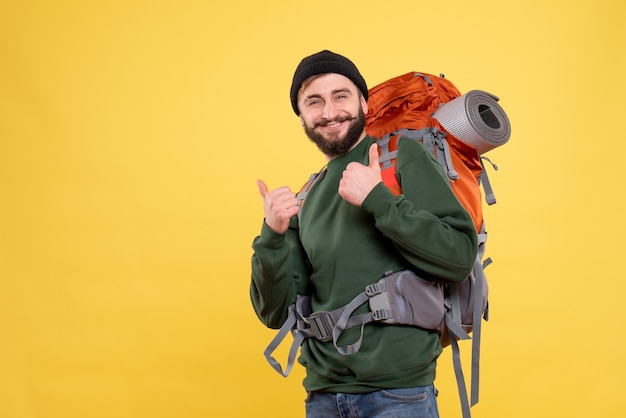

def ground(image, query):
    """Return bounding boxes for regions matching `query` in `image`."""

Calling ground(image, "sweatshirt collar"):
[326,135,375,172]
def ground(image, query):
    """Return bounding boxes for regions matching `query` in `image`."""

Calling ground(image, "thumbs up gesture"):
[338,143,383,206]
[257,180,299,234]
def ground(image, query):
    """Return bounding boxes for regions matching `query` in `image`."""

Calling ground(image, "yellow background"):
[1,0,624,417]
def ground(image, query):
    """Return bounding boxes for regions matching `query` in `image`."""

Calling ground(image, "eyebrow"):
[331,88,352,95]
[304,88,353,101]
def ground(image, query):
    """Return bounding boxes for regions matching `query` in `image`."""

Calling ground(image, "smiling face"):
[297,73,368,159]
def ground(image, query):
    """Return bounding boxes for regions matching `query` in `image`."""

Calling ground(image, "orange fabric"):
[366,72,461,138]
[366,72,484,232]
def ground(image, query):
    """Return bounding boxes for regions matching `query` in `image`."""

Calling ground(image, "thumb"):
[256,179,268,198]
[368,143,380,169]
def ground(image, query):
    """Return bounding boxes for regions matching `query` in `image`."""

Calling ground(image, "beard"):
[303,107,367,158]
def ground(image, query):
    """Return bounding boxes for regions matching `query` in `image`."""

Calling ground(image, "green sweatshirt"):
[250,135,477,393]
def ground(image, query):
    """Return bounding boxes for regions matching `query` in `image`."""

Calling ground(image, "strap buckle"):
[308,311,334,342]
[372,309,393,321]
[365,281,386,296]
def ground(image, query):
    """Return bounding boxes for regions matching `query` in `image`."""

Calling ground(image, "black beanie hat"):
[290,50,368,115]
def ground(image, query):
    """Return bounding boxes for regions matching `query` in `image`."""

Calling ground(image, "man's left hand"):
[339,143,383,206]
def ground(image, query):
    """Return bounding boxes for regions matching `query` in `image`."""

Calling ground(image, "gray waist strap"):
[263,270,445,375]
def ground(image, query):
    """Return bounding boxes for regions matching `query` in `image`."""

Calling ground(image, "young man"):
[251,50,478,418]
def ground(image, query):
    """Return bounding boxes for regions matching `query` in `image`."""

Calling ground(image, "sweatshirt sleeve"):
[361,138,478,284]
[250,216,312,329]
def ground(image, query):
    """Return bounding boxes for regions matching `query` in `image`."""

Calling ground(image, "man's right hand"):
[257,179,299,234]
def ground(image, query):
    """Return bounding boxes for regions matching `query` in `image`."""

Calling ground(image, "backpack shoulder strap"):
[296,167,327,224]
[376,127,460,196]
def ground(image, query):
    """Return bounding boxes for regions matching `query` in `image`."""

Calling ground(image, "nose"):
[322,101,338,120]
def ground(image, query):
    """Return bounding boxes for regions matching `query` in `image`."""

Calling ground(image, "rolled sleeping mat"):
[433,90,511,155]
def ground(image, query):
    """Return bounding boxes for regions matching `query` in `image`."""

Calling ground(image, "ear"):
[361,94,368,115]
[300,116,305,126]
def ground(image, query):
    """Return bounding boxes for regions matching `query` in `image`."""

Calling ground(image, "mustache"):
[313,115,355,128]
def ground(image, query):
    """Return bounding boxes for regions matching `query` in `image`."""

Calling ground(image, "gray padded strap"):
[393,127,432,140]
[439,136,460,180]
[377,135,395,169]
[427,131,456,179]
[296,173,317,206]
[296,168,327,222]
[376,127,465,183]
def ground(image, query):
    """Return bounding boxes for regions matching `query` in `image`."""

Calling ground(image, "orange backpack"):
[366,71,510,232]
[364,71,511,417]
